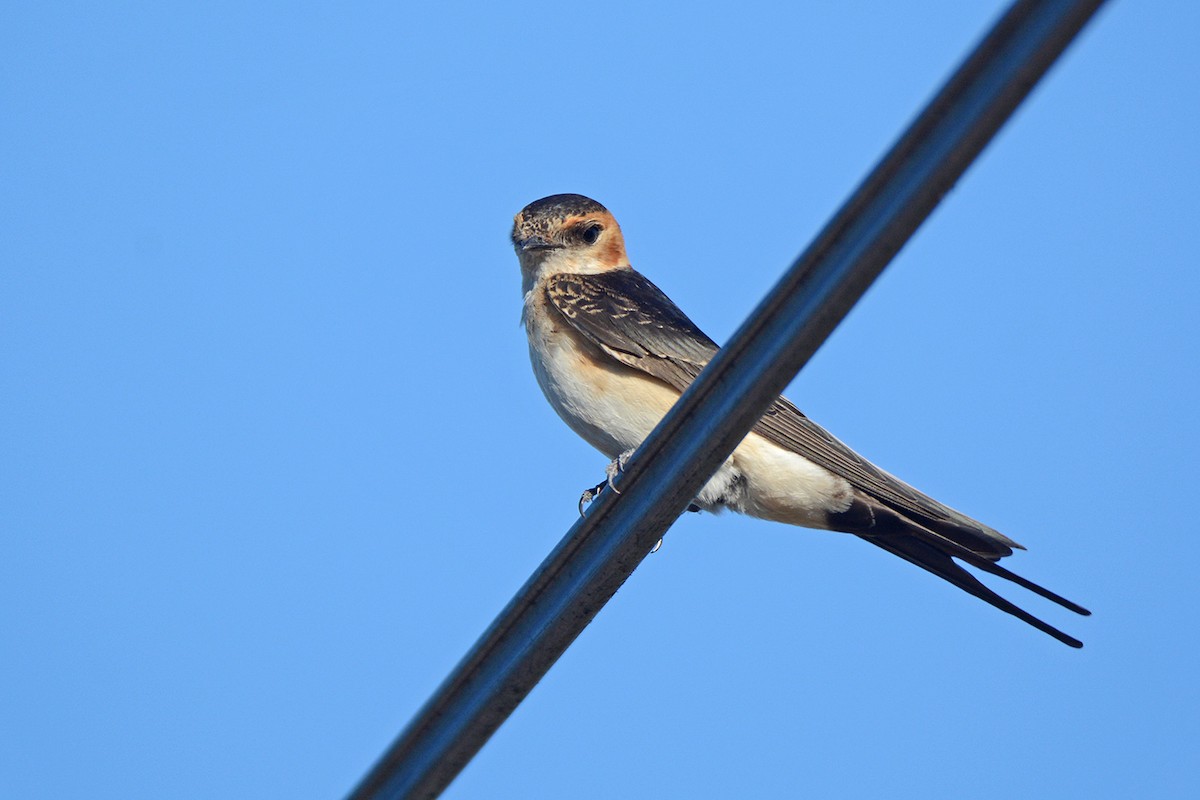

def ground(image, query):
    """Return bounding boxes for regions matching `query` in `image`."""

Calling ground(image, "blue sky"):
[3,2,1198,798]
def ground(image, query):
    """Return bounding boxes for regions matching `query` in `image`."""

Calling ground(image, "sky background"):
[3,1,1198,798]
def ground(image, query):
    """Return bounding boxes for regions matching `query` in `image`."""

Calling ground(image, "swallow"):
[513,193,1088,647]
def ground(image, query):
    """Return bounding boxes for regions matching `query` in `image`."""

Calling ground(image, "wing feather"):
[543,268,1087,639]
[545,269,1014,552]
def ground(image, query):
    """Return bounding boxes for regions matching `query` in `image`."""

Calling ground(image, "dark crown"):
[519,194,608,220]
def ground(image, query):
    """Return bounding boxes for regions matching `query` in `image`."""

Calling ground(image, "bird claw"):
[648,504,699,551]
[578,449,637,516]
[578,481,607,516]
[604,449,634,495]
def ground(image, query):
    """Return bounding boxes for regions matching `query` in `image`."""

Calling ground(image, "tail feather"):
[857,532,1085,648]
[956,550,1091,616]
[882,511,1092,618]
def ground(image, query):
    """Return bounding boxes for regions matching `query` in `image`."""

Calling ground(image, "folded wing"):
[545,268,1088,646]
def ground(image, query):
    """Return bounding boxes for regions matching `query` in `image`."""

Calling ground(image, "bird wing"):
[545,268,1088,647]
[545,269,1009,550]
[544,268,718,390]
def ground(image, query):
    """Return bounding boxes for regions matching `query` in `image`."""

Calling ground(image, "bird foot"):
[578,480,606,516]
[648,504,700,550]
[578,449,637,516]
[605,448,634,493]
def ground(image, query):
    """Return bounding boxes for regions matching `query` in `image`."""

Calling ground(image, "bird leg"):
[605,449,634,494]
[578,449,637,516]
[578,450,706,517]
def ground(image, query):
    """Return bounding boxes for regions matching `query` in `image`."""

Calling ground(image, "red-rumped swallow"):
[513,193,1088,647]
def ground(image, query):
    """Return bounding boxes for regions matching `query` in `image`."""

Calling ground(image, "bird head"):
[512,194,629,287]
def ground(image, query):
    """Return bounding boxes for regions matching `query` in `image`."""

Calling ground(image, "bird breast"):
[523,288,680,459]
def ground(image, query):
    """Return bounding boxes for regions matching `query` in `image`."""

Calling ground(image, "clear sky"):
[3,2,1198,798]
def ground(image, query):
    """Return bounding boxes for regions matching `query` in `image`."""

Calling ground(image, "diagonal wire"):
[347,1,1108,797]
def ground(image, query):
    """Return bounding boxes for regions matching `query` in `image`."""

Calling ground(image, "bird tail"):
[857,532,1089,648]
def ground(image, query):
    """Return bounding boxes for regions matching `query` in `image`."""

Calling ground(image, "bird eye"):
[580,224,603,245]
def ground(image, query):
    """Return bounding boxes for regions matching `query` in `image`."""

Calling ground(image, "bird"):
[512,192,1088,647]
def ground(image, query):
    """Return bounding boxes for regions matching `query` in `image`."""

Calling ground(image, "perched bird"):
[513,193,1088,647]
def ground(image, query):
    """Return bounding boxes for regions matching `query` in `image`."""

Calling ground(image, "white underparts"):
[524,282,854,531]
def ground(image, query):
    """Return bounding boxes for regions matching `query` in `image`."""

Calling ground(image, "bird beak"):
[515,235,559,253]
